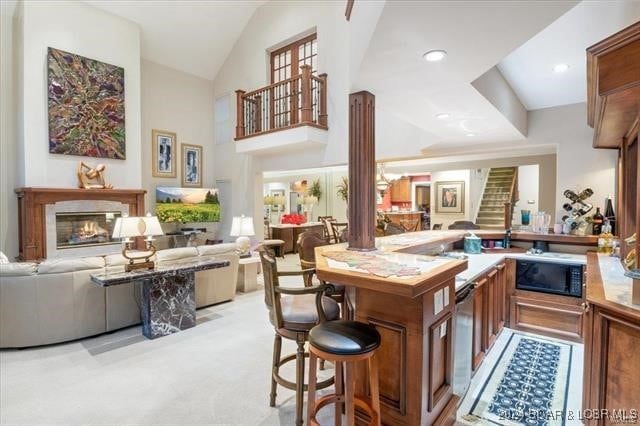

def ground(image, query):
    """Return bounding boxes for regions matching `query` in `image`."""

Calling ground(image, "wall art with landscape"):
[155,187,221,223]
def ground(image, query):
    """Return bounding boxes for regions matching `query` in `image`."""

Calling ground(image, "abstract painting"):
[152,129,177,178]
[181,144,202,188]
[47,47,125,159]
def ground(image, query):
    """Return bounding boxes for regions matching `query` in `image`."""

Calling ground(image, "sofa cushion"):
[155,247,199,263]
[0,252,9,264]
[0,262,37,277]
[37,257,105,274]
[196,243,237,256]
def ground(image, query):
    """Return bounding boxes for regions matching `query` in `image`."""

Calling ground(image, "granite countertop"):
[91,258,230,287]
[592,254,639,312]
[454,251,587,292]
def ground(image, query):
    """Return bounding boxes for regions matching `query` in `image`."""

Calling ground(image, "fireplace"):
[55,212,121,249]
[15,188,146,260]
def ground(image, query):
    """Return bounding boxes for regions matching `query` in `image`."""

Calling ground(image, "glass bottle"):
[592,207,604,235]
[604,197,616,236]
[598,220,614,255]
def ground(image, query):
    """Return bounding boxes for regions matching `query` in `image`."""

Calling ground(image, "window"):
[269,34,318,128]
[270,33,317,83]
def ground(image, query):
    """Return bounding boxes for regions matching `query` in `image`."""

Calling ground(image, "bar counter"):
[315,229,597,425]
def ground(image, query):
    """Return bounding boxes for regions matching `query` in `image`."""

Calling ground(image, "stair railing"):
[235,65,328,140]
[503,167,518,229]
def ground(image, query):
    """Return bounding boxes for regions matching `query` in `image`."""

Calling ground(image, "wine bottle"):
[592,207,604,235]
[604,197,616,236]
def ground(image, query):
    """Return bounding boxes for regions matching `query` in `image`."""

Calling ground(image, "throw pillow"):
[0,251,9,264]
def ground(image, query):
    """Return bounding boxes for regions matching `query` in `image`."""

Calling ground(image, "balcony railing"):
[235,65,327,140]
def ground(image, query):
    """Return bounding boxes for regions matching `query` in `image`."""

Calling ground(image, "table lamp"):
[112,213,164,272]
[230,215,255,258]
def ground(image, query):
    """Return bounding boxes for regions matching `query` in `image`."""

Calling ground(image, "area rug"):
[465,333,572,426]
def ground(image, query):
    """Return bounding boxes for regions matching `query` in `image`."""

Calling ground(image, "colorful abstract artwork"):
[47,47,126,159]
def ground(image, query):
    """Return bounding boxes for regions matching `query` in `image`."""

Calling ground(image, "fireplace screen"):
[56,212,122,249]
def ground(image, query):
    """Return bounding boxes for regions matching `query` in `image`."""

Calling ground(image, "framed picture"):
[435,181,465,213]
[48,47,125,159]
[181,143,203,187]
[152,129,177,178]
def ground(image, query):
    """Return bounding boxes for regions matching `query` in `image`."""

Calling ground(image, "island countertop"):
[315,243,467,298]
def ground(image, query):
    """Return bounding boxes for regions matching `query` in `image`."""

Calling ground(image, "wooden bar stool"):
[307,320,381,426]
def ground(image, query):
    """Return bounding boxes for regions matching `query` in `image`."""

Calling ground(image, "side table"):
[91,258,229,339]
[237,255,261,293]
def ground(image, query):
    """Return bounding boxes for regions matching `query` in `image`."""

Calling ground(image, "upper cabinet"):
[390,177,411,202]
[586,22,640,149]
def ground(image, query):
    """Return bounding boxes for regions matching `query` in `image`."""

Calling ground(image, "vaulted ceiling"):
[86,0,265,80]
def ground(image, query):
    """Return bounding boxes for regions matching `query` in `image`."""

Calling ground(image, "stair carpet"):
[476,167,516,228]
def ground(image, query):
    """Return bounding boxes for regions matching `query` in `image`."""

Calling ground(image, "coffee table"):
[91,258,229,339]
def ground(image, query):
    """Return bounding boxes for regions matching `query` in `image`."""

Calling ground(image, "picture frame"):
[435,181,465,214]
[152,129,177,178]
[181,143,203,188]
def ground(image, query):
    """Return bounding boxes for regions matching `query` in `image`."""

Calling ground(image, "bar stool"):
[307,320,382,426]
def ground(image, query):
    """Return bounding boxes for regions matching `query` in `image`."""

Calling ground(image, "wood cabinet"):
[390,177,411,202]
[385,212,422,232]
[472,276,486,371]
[471,262,507,371]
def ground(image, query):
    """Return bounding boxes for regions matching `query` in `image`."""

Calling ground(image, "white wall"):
[17,1,142,189]
[0,3,18,258]
[514,164,539,225]
[527,103,617,221]
[430,169,471,229]
[141,60,215,218]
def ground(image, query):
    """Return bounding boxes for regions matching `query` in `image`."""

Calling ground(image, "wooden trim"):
[428,311,453,411]
[14,187,146,261]
[345,0,354,21]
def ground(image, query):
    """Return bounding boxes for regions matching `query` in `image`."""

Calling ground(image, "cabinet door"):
[390,178,411,202]
[485,269,498,351]
[472,277,487,370]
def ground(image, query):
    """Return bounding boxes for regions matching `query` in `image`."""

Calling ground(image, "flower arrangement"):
[281,213,307,225]
[264,195,286,206]
[308,179,322,200]
[336,177,348,202]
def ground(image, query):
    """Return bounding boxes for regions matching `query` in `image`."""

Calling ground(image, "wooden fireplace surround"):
[15,187,146,261]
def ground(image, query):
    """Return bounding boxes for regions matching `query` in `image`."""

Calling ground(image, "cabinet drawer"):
[510,296,584,342]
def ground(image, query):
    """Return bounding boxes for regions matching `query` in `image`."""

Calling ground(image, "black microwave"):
[515,260,584,298]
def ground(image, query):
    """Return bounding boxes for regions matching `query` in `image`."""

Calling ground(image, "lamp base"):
[125,260,155,272]
[235,236,251,257]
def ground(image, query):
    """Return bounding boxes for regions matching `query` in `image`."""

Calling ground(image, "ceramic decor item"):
[464,233,482,254]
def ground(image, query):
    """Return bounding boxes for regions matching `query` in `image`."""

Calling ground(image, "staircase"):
[476,167,518,229]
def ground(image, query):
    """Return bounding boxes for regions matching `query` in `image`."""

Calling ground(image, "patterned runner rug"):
[465,333,573,426]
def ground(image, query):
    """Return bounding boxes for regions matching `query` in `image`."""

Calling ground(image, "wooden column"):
[300,65,313,124]
[235,90,245,139]
[348,91,376,251]
[318,73,328,127]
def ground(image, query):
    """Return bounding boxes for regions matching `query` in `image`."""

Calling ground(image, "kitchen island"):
[316,229,594,425]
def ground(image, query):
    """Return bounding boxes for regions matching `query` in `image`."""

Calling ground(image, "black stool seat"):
[309,320,380,356]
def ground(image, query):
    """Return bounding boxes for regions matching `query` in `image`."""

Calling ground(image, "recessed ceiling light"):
[435,113,451,120]
[553,63,569,73]
[423,50,447,62]
[466,133,475,137]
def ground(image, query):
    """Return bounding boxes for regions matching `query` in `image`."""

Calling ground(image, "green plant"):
[336,177,348,202]
[308,179,322,200]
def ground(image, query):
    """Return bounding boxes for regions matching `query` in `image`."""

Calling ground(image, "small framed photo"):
[152,129,177,178]
[435,181,465,214]
[181,144,203,187]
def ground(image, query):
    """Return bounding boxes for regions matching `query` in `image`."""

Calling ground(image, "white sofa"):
[0,244,239,348]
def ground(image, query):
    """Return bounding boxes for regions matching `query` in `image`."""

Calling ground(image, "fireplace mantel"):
[15,187,146,261]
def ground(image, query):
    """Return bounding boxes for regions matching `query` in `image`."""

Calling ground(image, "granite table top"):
[91,258,230,287]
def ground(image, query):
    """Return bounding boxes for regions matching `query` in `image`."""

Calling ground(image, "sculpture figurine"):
[77,162,113,189]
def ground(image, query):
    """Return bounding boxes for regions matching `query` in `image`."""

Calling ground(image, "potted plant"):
[308,179,322,201]
[336,176,349,219]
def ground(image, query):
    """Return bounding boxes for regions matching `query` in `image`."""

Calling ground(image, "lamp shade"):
[230,215,255,237]
[112,215,164,239]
